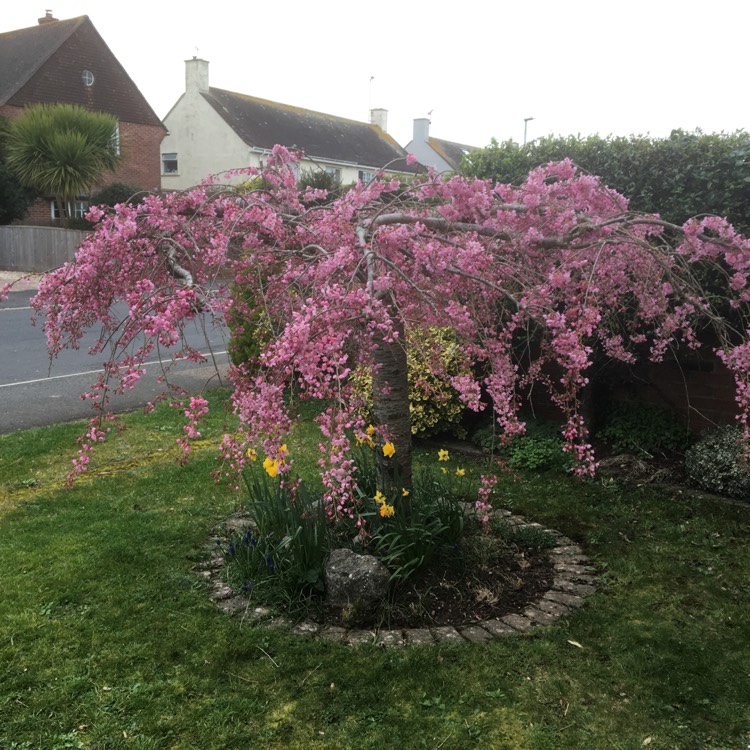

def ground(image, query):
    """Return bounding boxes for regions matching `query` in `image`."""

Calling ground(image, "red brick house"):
[0,12,165,225]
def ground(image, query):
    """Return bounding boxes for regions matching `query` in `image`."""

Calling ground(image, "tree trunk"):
[372,306,412,520]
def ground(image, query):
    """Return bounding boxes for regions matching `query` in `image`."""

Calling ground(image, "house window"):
[111,123,120,156]
[324,166,341,181]
[81,69,95,86]
[162,153,178,174]
[358,170,376,183]
[51,198,89,221]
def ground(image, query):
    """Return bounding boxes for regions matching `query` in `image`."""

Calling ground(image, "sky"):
[3,1,749,150]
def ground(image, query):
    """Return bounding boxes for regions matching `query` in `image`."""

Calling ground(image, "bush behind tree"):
[462,130,750,232]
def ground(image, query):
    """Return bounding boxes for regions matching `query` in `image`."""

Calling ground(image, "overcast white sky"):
[3,1,749,150]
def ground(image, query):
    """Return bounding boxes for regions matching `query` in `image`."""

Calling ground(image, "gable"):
[429,137,478,172]
[0,16,163,128]
[203,88,415,171]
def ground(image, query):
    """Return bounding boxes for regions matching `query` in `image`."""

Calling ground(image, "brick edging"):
[193,509,596,647]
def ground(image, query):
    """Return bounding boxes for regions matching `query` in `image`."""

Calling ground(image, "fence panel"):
[0,226,89,273]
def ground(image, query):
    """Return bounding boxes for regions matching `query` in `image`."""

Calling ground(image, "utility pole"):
[523,116,535,145]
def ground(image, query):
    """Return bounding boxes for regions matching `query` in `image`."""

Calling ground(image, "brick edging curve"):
[193,509,596,647]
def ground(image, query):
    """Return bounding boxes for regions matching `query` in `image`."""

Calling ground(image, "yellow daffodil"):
[374,490,387,505]
[382,442,396,458]
[455,468,465,477]
[246,447,257,461]
[263,457,280,478]
[366,424,376,436]
[279,444,288,454]
[379,503,395,518]
[438,449,450,461]
[402,489,410,497]
[441,467,448,474]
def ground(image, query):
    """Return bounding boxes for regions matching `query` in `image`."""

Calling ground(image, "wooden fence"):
[0,226,89,273]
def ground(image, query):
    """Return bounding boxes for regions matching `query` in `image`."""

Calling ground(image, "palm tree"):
[6,103,121,226]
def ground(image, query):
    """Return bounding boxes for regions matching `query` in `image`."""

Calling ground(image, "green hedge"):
[462,130,750,232]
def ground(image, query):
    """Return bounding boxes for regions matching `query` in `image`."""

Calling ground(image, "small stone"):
[480,618,518,637]
[292,621,321,636]
[210,584,234,601]
[552,579,596,596]
[501,613,533,632]
[241,606,272,623]
[193,556,225,571]
[543,590,585,609]
[431,626,465,643]
[549,545,584,557]
[553,562,596,576]
[218,597,248,615]
[458,625,494,643]
[346,629,378,647]
[265,617,293,631]
[533,598,571,618]
[404,628,434,645]
[195,570,212,579]
[378,630,405,647]
[318,626,347,642]
[523,606,558,625]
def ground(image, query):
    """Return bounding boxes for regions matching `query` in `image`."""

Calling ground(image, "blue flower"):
[228,542,235,557]
[242,581,253,592]
[265,553,274,574]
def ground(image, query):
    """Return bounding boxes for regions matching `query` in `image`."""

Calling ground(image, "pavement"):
[0,270,43,292]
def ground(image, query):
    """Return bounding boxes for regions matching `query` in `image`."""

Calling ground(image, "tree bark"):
[371,304,412,520]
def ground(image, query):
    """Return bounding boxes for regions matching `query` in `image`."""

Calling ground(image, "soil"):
[325,526,555,629]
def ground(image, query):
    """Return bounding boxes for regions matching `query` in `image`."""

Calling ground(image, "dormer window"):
[81,69,94,86]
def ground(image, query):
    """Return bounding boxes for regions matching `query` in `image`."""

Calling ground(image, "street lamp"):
[523,116,535,145]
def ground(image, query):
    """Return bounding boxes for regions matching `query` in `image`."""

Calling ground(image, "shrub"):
[89,182,145,208]
[472,419,572,473]
[599,402,690,457]
[352,327,470,438]
[684,425,750,500]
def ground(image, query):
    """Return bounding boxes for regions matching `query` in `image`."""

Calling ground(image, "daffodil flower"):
[402,488,410,497]
[382,442,396,458]
[263,457,280,478]
[374,490,387,505]
[379,503,395,518]
[366,424,376,436]
[455,468,465,476]
[246,447,257,461]
[438,449,449,461]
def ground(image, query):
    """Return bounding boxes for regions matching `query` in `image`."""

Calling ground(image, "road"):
[0,288,231,435]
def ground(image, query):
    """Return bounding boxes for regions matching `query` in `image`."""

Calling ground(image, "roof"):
[0,16,163,128]
[203,88,417,172]
[428,136,479,172]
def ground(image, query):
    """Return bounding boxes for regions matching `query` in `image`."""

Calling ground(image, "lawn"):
[1,390,748,749]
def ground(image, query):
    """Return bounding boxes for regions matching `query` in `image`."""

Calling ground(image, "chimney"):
[370,108,388,133]
[185,57,209,94]
[413,118,430,143]
[38,10,58,24]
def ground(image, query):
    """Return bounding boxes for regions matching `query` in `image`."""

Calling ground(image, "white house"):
[404,118,479,174]
[161,58,416,190]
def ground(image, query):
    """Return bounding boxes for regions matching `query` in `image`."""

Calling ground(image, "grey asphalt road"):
[0,288,231,435]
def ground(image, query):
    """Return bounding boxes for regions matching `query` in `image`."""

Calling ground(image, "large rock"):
[324,548,390,618]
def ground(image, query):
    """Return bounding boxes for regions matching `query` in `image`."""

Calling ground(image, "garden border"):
[193,509,596,647]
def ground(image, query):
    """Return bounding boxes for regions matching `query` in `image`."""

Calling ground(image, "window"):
[324,166,341,181]
[51,199,89,221]
[358,170,376,183]
[81,69,95,86]
[110,123,120,156]
[162,153,178,174]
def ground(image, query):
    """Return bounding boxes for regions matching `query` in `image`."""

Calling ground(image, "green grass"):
[1,392,749,749]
